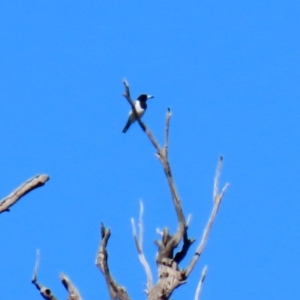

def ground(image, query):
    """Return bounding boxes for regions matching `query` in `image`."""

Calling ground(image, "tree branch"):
[31,250,57,300]
[0,174,49,214]
[164,108,172,157]
[131,201,153,294]
[194,266,208,300]
[96,223,131,300]
[185,157,229,277]
[60,273,82,300]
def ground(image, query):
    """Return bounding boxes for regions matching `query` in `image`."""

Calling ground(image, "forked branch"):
[96,223,130,300]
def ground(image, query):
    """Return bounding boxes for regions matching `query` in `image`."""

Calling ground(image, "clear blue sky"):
[1,1,299,299]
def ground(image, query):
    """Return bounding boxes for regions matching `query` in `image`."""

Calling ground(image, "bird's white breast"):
[129,101,145,121]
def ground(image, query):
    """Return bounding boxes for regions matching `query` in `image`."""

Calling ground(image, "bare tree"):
[1,81,229,300]
[94,80,229,300]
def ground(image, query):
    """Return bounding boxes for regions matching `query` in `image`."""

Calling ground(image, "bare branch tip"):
[40,174,50,183]
[166,108,172,118]
[32,248,40,282]
[186,214,193,226]
[221,183,230,196]
[139,199,144,211]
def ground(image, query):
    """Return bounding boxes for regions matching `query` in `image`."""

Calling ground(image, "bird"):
[122,94,154,133]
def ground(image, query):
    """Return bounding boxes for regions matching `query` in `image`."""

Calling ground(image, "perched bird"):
[122,94,154,133]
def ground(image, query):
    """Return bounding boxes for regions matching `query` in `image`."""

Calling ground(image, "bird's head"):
[138,94,154,102]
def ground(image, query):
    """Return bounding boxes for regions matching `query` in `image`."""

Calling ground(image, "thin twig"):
[186,214,192,227]
[32,249,40,283]
[138,200,144,247]
[185,199,219,276]
[60,273,82,300]
[31,250,57,300]
[131,201,153,293]
[164,108,172,157]
[0,174,49,214]
[194,266,208,300]
[185,157,229,277]
[214,155,223,203]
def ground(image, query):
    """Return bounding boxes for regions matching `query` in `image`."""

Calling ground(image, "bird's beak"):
[147,95,154,99]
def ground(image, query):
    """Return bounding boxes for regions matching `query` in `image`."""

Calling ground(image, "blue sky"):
[1,1,300,299]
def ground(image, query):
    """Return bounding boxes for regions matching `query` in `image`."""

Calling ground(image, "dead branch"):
[60,273,82,300]
[185,157,229,277]
[0,174,49,214]
[131,201,153,293]
[164,108,172,157]
[194,266,208,300]
[96,223,130,300]
[31,250,57,300]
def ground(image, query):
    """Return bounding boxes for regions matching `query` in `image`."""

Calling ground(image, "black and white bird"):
[122,94,154,133]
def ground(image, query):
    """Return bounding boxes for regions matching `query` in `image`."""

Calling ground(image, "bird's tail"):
[122,120,131,133]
